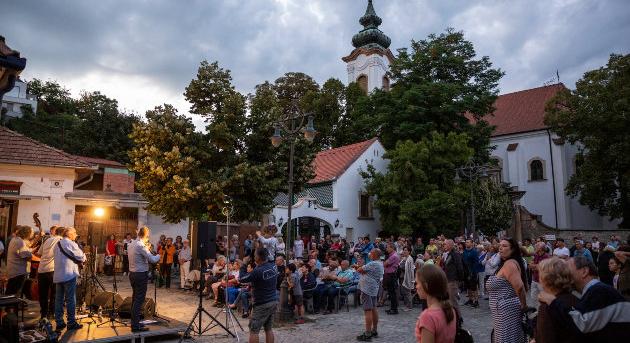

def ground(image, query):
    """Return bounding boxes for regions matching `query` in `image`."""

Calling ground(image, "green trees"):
[545,54,630,228]
[362,132,473,237]
[362,29,504,237]
[7,79,139,163]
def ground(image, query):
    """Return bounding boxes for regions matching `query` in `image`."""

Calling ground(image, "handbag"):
[455,313,474,343]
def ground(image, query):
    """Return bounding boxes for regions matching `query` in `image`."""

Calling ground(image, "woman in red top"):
[415,264,456,343]
[105,234,117,276]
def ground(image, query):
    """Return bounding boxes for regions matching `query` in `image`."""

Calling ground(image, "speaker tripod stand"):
[180,264,235,342]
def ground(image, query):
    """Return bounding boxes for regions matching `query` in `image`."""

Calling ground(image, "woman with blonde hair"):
[534,257,578,343]
[414,264,456,343]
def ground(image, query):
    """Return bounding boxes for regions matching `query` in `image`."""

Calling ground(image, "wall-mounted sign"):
[50,180,64,188]
[51,213,61,221]
[0,181,22,196]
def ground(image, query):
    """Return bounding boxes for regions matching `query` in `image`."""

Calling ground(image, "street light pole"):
[455,161,487,238]
[271,100,316,252]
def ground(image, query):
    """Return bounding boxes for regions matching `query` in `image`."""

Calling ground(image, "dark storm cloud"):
[2,0,629,118]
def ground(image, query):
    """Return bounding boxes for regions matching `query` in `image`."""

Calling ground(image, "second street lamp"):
[270,100,316,252]
[455,161,487,238]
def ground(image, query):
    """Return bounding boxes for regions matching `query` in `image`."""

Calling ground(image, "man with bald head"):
[442,239,464,321]
[322,260,354,314]
[356,249,384,341]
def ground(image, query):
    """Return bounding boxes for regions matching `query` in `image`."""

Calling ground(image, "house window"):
[382,76,390,91]
[529,158,545,181]
[357,75,368,94]
[359,192,373,218]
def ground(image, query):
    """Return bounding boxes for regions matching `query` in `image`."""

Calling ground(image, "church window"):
[358,192,373,219]
[382,76,390,91]
[528,158,545,181]
[357,74,368,94]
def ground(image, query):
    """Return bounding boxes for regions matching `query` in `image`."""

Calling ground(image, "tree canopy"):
[7,79,139,163]
[545,53,630,228]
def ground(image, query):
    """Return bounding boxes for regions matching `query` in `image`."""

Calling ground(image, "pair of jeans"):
[160,263,172,288]
[323,286,345,311]
[6,274,26,296]
[313,283,332,312]
[129,271,149,329]
[38,271,56,318]
[400,285,414,309]
[54,277,78,327]
[383,272,398,311]
[234,289,250,313]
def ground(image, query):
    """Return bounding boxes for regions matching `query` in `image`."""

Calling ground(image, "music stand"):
[79,246,105,325]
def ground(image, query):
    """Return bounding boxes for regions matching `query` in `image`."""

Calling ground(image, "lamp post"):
[270,100,316,252]
[455,161,487,238]
[0,36,27,126]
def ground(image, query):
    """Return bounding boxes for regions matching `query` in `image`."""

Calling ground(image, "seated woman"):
[212,260,240,306]
[535,257,579,343]
[203,255,227,297]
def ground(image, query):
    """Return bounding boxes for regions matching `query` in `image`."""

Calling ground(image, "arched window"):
[382,76,390,91]
[357,74,368,94]
[528,158,545,181]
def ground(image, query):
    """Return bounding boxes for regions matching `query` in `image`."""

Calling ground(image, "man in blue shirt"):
[240,248,279,343]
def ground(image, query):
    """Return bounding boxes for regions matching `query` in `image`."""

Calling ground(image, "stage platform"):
[58,317,187,343]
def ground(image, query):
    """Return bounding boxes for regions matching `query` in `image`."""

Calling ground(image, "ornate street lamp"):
[455,160,488,238]
[270,100,316,251]
[0,36,27,126]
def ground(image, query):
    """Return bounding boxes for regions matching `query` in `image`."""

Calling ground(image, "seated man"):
[313,259,340,313]
[323,260,354,313]
[204,255,227,298]
[212,260,240,306]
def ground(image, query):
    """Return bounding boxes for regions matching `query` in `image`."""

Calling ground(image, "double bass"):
[24,213,44,300]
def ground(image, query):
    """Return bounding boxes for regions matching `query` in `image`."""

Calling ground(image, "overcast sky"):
[2,0,629,127]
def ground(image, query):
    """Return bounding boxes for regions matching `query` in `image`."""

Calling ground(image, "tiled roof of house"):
[484,83,566,137]
[0,127,93,169]
[73,155,125,168]
[310,137,378,184]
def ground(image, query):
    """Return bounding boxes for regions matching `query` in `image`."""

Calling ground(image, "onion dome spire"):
[351,0,391,49]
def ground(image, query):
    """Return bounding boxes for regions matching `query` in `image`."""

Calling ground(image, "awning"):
[0,194,51,200]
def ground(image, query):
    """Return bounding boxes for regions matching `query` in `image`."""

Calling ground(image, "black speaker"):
[118,297,156,319]
[196,221,217,260]
[87,221,104,249]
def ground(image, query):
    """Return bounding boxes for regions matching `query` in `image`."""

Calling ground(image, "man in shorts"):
[356,248,384,342]
[240,248,279,343]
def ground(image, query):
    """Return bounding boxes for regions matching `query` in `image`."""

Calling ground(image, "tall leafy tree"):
[470,180,513,235]
[366,29,503,160]
[545,53,630,228]
[362,132,473,237]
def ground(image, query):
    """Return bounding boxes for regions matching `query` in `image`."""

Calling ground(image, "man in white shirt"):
[128,226,160,332]
[53,227,86,332]
[179,239,192,289]
[553,238,571,259]
[257,226,278,262]
[35,226,62,319]
[293,236,304,261]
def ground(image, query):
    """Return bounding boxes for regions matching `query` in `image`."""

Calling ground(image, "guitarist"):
[34,226,63,319]
[53,227,86,333]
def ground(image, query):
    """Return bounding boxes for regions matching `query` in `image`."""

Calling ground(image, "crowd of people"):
[3,221,630,342]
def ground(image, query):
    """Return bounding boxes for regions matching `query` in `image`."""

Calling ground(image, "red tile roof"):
[0,127,93,169]
[483,83,566,136]
[73,155,125,168]
[309,138,378,184]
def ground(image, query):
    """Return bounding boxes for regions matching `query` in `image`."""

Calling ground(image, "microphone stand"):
[152,262,170,322]
[97,255,126,328]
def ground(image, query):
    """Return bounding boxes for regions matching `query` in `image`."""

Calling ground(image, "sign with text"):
[0,181,22,196]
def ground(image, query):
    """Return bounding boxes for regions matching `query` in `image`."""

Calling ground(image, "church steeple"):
[352,0,391,49]
[342,0,393,93]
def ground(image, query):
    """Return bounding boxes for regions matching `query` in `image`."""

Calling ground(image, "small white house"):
[1,79,37,119]
[272,138,388,243]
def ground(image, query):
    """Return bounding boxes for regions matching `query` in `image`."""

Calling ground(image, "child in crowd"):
[286,263,305,324]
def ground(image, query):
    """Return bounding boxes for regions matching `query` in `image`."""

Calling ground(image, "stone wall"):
[509,205,629,242]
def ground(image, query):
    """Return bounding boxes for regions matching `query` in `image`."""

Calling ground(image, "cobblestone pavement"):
[106,274,497,343]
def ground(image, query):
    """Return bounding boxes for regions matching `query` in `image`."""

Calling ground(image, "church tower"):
[342,0,394,93]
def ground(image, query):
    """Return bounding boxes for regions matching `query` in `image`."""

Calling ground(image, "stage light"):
[94,207,105,217]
